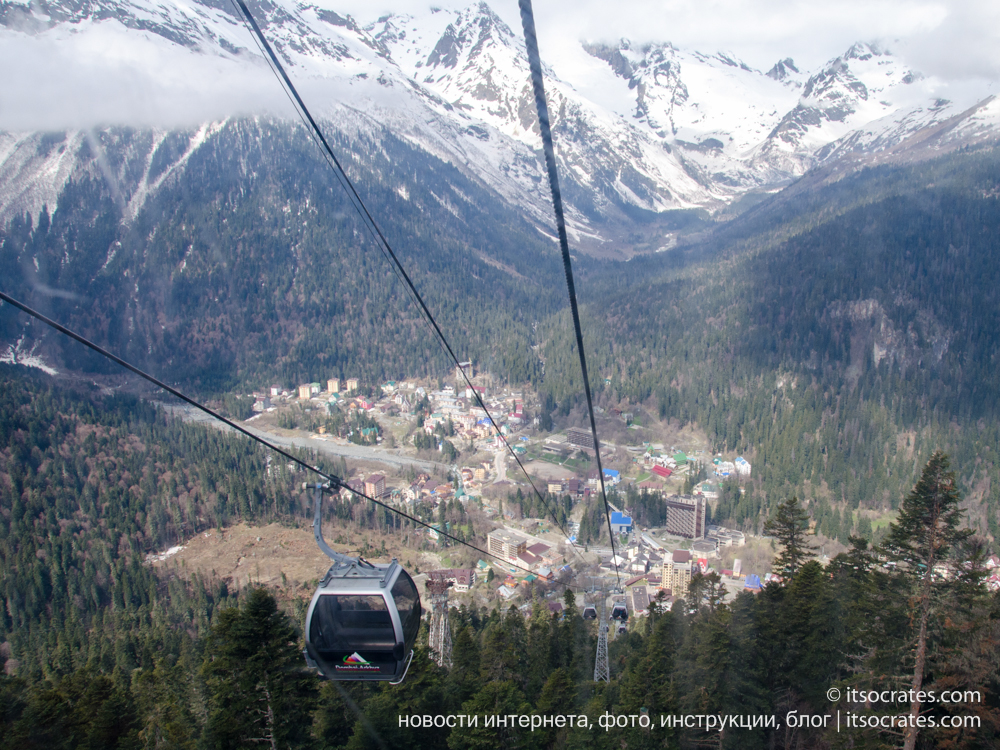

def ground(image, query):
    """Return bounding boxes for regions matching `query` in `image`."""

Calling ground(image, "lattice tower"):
[593,590,609,682]
[426,580,453,668]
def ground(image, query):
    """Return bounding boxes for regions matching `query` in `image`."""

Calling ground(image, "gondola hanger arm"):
[304,482,354,565]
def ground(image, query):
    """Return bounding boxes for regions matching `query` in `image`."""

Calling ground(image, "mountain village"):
[241,365,798,623]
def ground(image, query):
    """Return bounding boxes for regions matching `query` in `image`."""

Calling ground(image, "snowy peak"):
[766,58,802,85]
[424,2,516,71]
[369,4,544,141]
[581,40,638,81]
[753,41,947,173]
[583,41,689,133]
[1,0,999,251]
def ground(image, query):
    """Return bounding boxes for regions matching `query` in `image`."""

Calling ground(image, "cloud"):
[896,0,1000,81]
[0,21,289,131]
[329,0,998,80]
[1,0,997,133]
[530,0,947,71]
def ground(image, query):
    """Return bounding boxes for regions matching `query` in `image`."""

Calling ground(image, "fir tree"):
[448,681,533,750]
[763,496,816,578]
[201,588,317,750]
[881,452,973,750]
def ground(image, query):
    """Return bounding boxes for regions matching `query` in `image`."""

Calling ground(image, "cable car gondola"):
[582,605,597,620]
[610,602,628,622]
[302,484,421,683]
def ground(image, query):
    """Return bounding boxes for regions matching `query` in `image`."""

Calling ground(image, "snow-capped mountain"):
[1,0,998,252]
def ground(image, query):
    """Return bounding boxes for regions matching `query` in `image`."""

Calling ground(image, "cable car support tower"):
[593,588,609,683]
[426,579,453,668]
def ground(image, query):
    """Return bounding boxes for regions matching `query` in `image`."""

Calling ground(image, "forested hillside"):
[3,123,1000,544]
[553,146,1000,543]
[0,372,996,748]
[0,367,305,678]
[0,120,563,391]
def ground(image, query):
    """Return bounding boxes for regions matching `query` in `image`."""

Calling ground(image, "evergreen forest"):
[4,117,1000,748]
[0,370,997,749]
[3,124,1000,546]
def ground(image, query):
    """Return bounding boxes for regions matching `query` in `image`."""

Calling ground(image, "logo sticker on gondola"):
[337,652,380,672]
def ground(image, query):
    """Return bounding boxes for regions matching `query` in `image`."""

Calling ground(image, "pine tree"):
[534,668,577,748]
[525,599,552,701]
[132,659,199,750]
[447,626,481,703]
[881,452,973,750]
[447,681,533,750]
[763,496,816,578]
[201,588,317,750]
[687,570,727,613]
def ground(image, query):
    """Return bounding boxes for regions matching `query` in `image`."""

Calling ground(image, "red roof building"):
[527,542,551,557]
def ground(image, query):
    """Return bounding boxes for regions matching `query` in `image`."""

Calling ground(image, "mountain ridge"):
[1,0,998,251]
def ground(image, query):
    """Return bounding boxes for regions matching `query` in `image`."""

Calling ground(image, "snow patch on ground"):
[0,337,59,375]
[146,545,186,563]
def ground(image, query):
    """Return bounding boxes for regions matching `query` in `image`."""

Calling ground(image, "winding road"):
[157,403,453,473]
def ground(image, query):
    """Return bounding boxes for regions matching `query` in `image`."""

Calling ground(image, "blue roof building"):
[610,511,632,534]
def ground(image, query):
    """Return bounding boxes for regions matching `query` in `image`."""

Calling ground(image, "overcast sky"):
[336,0,1000,81]
[0,0,997,130]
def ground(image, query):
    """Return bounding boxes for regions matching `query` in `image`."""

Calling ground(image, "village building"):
[565,426,595,453]
[428,568,477,592]
[364,474,386,499]
[487,530,528,563]
[661,549,693,597]
[339,479,362,501]
[525,542,561,567]
[707,526,746,547]
[517,549,541,568]
[609,511,632,535]
[651,465,673,480]
[664,494,706,539]
[696,480,720,499]
[691,539,718,558]
[630,585,651,617]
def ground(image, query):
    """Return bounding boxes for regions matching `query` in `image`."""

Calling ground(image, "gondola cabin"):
[304,558,421,683]
[610,602,628,621]
[582,605,597,620]
[302,483,422,683]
